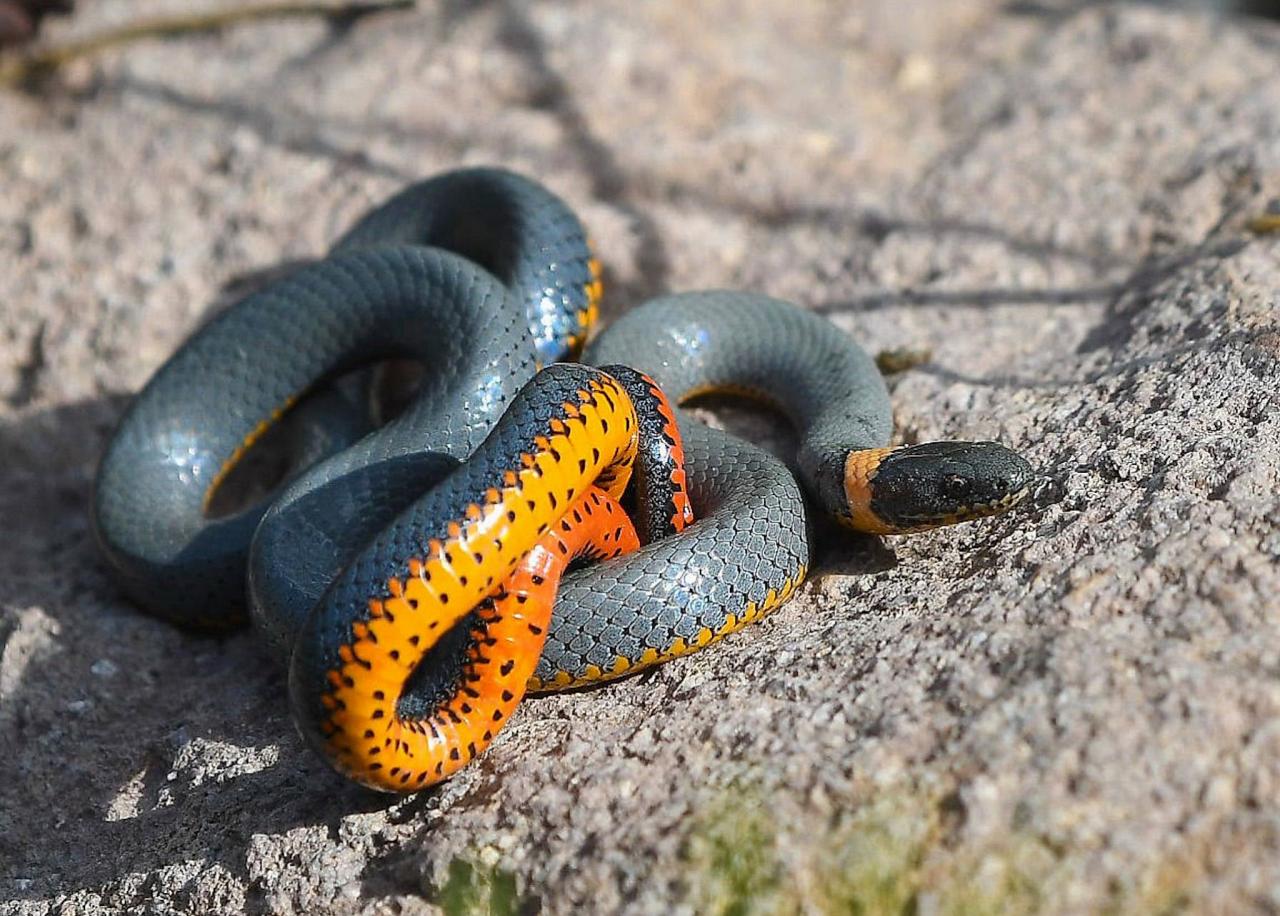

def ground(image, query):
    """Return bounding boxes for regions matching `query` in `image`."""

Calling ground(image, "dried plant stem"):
[1246,213,1280,235]
[0,0,413,87]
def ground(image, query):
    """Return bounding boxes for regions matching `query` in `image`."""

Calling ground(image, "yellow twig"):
[875,347,932,375]
[1246,213,1280,235]
[0,0,414,88]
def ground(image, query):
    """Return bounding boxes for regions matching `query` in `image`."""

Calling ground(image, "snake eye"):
[941,474,970,500]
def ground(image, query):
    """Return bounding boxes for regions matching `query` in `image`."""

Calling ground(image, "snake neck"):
[582,291,895,525]
[796,413,890,523]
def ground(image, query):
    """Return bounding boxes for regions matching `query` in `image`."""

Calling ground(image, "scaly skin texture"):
[94,168,596,630]
[596,364,695,543]
[333,167,599,363]
[582,290,1032,535]
[93,244,536,628]
[535,416,810,689]
[582,289,893,523]
[94,170,1030,792]
[287,366,642,790]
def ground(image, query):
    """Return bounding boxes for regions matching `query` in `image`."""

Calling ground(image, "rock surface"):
[3,1,1280,913]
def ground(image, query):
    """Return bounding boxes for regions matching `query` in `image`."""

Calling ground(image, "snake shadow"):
[2,231,513,899]
[0,397,424,906]
[0,376,910,906]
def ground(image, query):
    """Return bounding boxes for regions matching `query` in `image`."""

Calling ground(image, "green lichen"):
[807,791,936,915]
[430,786,1198,914]
[434,857,535,916]
[682,793,793,916]
[683,787,937,915]
[683,784,1195,916]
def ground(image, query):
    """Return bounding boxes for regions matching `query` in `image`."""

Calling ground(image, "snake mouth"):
[843,441,1034,534]
[882,483,1033,531]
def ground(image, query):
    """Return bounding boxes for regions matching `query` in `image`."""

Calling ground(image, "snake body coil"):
[93,168,1032,792]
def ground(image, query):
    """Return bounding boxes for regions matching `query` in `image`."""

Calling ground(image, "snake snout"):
[867,441,1034,532]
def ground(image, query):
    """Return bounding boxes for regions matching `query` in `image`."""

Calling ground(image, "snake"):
[92,167,1033,792]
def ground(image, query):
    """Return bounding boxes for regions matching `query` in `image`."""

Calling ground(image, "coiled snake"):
[93,168,1032,792]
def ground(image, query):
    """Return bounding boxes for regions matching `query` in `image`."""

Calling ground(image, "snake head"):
[843,441,1034,534]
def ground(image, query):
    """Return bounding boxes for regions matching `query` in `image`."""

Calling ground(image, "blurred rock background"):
[2,1,1280,913]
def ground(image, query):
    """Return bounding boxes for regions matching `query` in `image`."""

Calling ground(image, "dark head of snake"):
[843,441,1033,535]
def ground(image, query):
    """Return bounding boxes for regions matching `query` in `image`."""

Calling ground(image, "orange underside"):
[316,376,642,792]
[323,485,638,792]
[312,368,811,792]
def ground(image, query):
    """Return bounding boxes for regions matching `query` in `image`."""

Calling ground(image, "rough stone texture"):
[3,1,1280,913]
